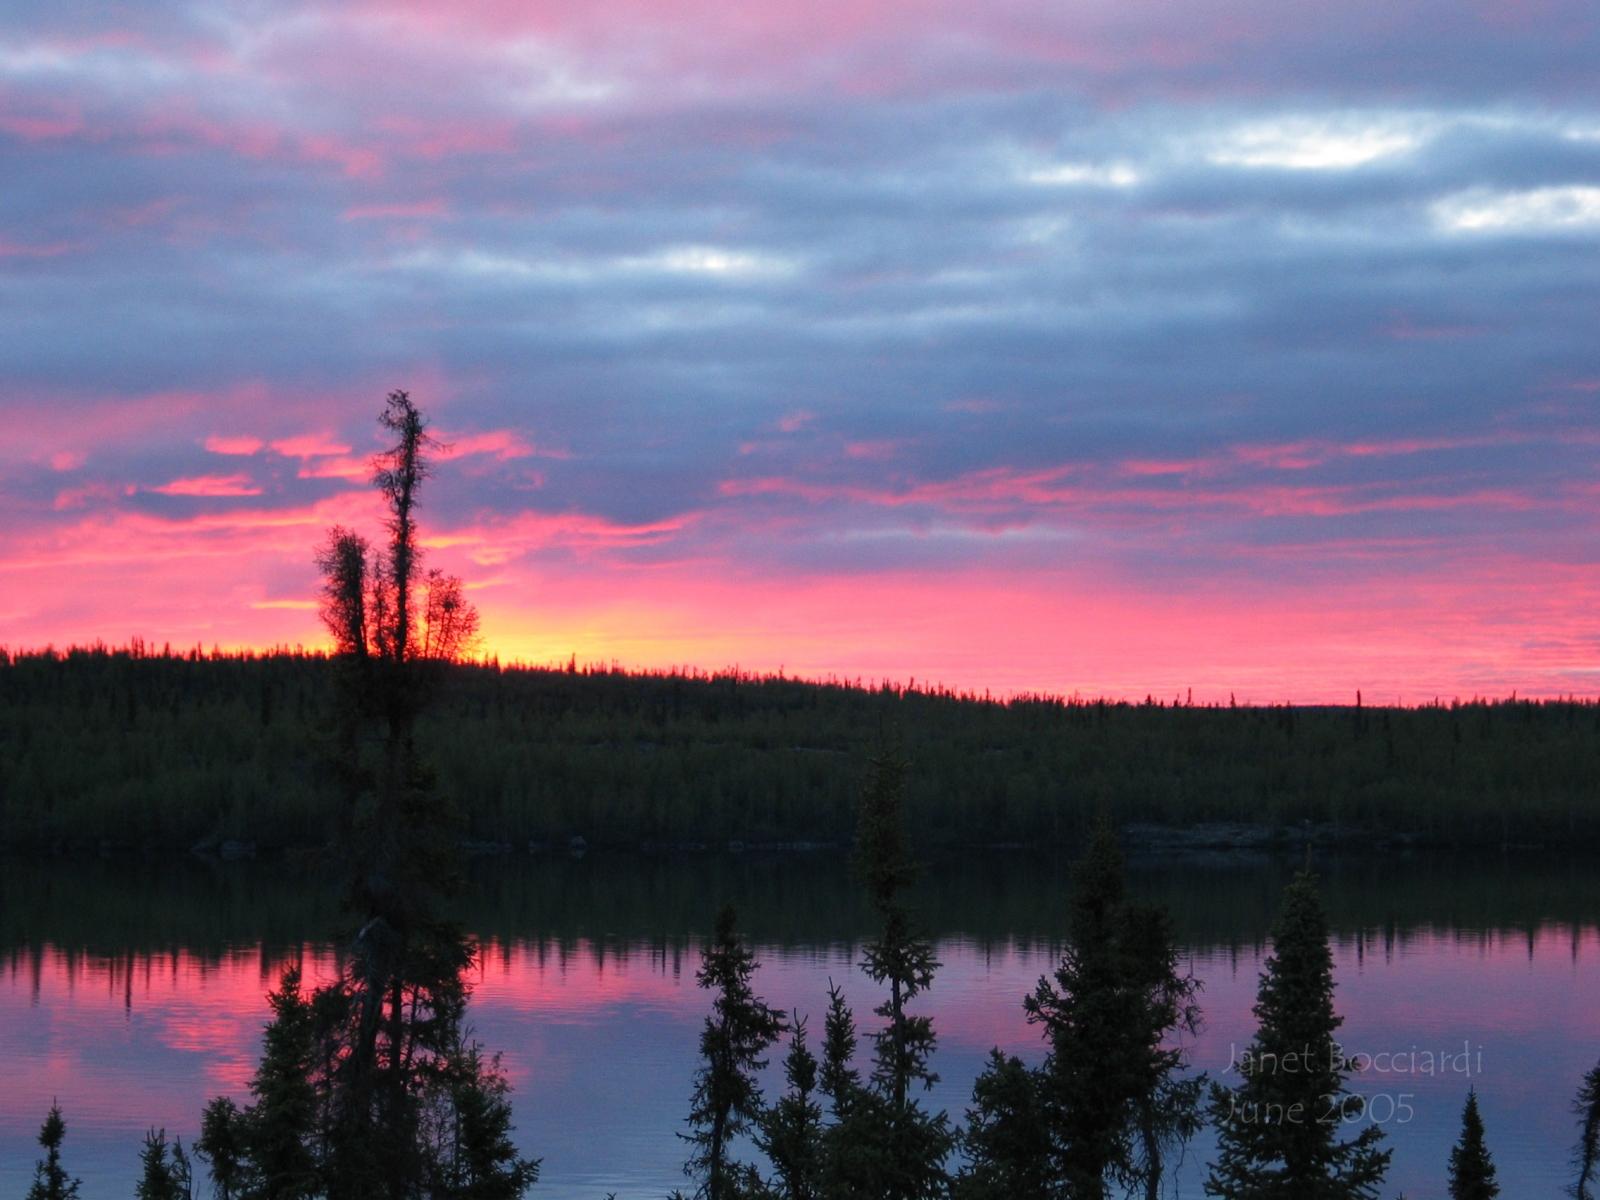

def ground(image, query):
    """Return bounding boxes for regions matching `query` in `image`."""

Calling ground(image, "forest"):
[3,642,1600,852]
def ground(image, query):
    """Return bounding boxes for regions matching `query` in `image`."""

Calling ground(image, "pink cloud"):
[426,509,700,566]
[204,435,265,455]
[150,474,264,497]
[843,440,899,460]
[438,430,568,461]
[270,434,353,458]
[296,456,372,481]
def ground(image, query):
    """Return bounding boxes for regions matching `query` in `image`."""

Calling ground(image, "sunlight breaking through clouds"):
[1024,162,1142,187]
[1206,114,1432,170]
[619,246,799,278]
[1434,186,1600,234]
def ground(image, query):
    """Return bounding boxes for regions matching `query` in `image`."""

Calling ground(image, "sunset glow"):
[4,0,1600,697]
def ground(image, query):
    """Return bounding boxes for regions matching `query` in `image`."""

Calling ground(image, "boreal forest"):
[4,642,1599,852]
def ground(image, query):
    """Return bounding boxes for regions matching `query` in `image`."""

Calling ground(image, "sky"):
[4,0,1600,701]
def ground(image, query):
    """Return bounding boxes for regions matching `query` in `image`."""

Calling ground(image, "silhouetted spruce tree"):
[960,821,1202,1200]
[1572,1062,1600,1200]
[1205,870,1389,1200]
[955,1051,1050,1200]
[203,394,535,1200]
[818,744,954,1200]
[1446,1089,1498,1200]
[136,1130,193,1200]
[24,1104,81,1200]
[756,1018,825,1200]
[1121,886,1206,1200]
[206,965,317,1200]
[677,905,787,1200]
[435,1044,542,1200]
[195,1098,244,1200]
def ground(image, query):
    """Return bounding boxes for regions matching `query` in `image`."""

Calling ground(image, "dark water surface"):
[4,850,1600,1199]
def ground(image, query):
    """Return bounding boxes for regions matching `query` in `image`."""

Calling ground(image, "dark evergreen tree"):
[195,1098,244,1200]
[237,967,319,1200]
[959,821,1202,1200]
[1121,887,1206,1200]
[756,1018,825,1200]
[818,744,954,1200]
[955,1051,1050,1200]
[678,905,787,1200]
[818,981,863,1119]
[1205,870,1390,1200]
[1572,1061,1600,1200]
[1446,1089,1498,1200]
[435,1045,542,1200]
[201,394,535,1200]
[24,1104,81,1200]
[136,1130,192,1200]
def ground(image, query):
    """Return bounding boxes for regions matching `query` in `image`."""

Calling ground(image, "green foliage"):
[6,650,1600,850]
[24,1103,81,1200]
[680,905,788,1200]
[956,1051,1050,1200]
[819,748,955,1200]
[959,823,1202,1200]
[136,1129,192,1200]
[196,1098,245,1200]
[1205,872,1390,1200]
[756,1019,825,1200]
[241,967,319,1200]
[1447,1089,1498,1200]
[435,1046,542,1200]
[854,745,919,906]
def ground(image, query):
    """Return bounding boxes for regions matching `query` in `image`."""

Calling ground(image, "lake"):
[4,850,1599,1199]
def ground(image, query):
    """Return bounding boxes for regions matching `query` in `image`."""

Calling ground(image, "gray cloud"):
[3,0,1600,603]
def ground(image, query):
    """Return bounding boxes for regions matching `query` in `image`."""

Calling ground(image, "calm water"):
[4,851,1600,1199]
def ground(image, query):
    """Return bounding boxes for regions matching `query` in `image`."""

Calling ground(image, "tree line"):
[6,652,1600,852]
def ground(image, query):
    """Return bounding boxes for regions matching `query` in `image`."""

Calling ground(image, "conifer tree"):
[24,1104,81,1200]
[955,1051,1050,1200]
[436,1045,542,1200]
[136,1130,192,1200]
[756,1019,825,1200]
[1205,870,1389,1200]
[818,981,863,1120]
[818,744,954,1200]
[236,966,318,1200]
[1446,1089,1498,1200]
[202,394,535,1200]
[679,905,787,1200]
[1121,894,1206,1200]
[195,1098,243,1200]
[960,821,1201,1200]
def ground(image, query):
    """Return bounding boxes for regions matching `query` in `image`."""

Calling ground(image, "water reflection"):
[4,851,1599,1199]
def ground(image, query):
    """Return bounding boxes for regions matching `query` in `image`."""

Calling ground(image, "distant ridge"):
[3,644,1598,852]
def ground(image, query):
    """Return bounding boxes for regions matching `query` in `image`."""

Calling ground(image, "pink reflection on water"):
[5,927,1600,1198]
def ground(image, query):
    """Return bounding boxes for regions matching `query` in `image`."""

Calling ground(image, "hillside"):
[3,645,1599,850]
